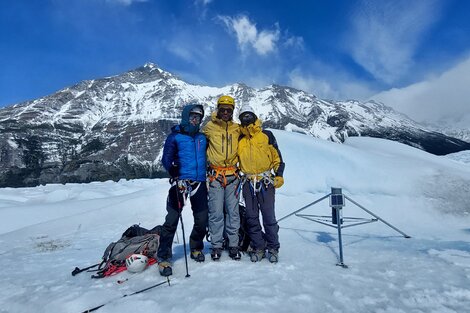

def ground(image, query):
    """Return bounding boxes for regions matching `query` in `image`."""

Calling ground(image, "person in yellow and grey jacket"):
[202,95,242,261]
[237,104,285,263]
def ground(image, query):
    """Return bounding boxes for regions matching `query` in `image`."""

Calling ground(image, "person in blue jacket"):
[157,104,208,277]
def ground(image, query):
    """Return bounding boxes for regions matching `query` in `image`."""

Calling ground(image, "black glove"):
[169,162,180,178]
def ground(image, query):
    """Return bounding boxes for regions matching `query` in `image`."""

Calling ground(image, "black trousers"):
[157,182,208,261]
[243,182,280,251]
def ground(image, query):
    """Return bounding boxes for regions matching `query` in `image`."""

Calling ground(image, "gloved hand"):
[273,176,284,188]
[169,162,180,178]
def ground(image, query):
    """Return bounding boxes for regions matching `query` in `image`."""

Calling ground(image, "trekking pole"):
[176,180,191,278]
[71,263,101,276]
[82,277,170,312]
[179,212,191,278]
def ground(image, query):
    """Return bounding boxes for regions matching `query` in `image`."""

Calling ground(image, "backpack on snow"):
[71,224,162,278]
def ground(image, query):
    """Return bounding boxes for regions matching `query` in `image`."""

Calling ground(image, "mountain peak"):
[119,62,176,84]
[132,62,162,74]
[143,62,157,69]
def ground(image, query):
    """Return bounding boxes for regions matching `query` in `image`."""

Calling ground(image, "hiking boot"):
[228,247,241,260]
[158,260,172,277]
[267,249,278,263]
[250,249,265,262]
[190,250,205,262]
[211,248,222,261]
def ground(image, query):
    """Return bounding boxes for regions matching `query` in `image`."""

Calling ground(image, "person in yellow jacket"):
[202,95,242,261]
[237,104,285,263]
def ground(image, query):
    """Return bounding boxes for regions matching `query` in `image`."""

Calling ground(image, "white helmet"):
[125,254,149,273]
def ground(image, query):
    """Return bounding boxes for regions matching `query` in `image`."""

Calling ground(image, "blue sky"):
[1,0,470,124]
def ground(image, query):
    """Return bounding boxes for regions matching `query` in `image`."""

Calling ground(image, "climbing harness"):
[208,165,239,188]
[245,171,274,193]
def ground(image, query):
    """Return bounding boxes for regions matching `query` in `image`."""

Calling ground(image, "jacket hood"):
[240,118,262,137]
[180,104,204,135]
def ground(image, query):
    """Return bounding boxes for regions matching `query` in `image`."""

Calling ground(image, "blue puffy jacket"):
[162,104,207,182]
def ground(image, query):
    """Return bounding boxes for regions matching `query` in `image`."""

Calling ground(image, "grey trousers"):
[208,176,240,249]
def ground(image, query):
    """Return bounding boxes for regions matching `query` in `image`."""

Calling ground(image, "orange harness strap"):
[208,165,238,187]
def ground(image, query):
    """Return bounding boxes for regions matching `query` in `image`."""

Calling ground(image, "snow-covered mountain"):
[1,63,469,187]
[1,132,469,313]
[423,121,470,143]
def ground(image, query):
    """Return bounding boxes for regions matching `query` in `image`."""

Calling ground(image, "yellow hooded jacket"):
[202,111,241,175]
[238,119,285,177]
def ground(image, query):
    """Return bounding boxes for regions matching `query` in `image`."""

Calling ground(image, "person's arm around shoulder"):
[201,119,215,141]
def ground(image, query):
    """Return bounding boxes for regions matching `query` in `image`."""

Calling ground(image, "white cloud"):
[371,56,470,126]
[194,0,213,5]
[167,45,194,63]
[253,29,279,55]
[284,36,304,50]
[288,68,376,101]
[289,71,337,99]
[105,0,147,6]
[219,15,280,56]
[347,0,441,84]
[165,31,215,65]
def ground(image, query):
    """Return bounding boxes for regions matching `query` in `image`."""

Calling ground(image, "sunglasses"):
[189,113,202,123]
[218,107,233,114]
[240,112,256,126]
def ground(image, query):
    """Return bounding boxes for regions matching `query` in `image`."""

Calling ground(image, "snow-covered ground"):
[0,130,469,313]
[445,150,470,165]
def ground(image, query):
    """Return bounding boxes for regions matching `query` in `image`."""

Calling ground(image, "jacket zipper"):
[222,134,225,154]
[195,136,199,179]
[229,134,232,154]
[225,123,229,166]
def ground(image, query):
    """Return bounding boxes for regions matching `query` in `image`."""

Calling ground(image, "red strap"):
[102,257,157,277]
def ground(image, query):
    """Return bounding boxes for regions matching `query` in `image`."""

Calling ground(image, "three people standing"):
[157,97,285,276]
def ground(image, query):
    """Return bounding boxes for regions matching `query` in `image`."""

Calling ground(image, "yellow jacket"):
[202,112,241,175]
[238,119,285,177]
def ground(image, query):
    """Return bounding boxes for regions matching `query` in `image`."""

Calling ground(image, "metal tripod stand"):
[278,187,410,268]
